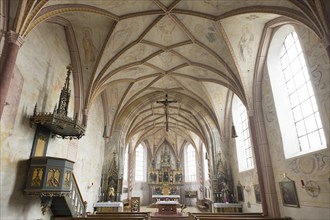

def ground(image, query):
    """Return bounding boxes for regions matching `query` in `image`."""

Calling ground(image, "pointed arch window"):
[203,144,209,181]
[135,144,145,181]
[232,96,254,172]
[123,146,129,182]
[267,26,327,158]
[185,144,197,182]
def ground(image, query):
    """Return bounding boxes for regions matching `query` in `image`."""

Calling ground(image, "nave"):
[1,1,329,220]
[52,206,293,220]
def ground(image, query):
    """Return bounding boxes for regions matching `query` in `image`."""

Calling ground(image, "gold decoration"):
[46,168,61,187]
[31,168,44,187]
[64,171,71,187]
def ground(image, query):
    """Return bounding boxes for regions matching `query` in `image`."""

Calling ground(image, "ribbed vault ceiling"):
[18,0,311,154]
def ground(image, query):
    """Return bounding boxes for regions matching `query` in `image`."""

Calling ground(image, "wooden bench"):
[54,218,147,220]
[189,212,263,218]
[192,218,291,220]
[54,212,150,220]
[188,213,292,220]
[91,211,150,219]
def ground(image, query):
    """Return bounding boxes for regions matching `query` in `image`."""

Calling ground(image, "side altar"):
[148,147,183,205]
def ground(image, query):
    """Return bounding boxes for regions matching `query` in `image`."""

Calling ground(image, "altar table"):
[156,201,179,215]
[152,194,180,203]
[93,202,123,212]
[213,203,242,213]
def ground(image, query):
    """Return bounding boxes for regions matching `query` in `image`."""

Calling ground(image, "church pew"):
[191,218,291,220]
[188,213,292,220]
[54,212,150,220]
[55,217,148,220]
[89,211,150,219]
[92,211,150,215]
[190,212,264,215]
[188,212,264,219]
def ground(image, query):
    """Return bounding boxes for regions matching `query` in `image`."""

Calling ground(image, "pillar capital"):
[6,31,24,47]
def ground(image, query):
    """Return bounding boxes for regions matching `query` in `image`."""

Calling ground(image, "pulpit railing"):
[66,173,86,217]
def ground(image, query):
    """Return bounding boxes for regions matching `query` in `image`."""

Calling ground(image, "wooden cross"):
[156,94,177,131]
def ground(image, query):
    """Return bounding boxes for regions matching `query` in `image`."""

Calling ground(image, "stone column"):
[249,107,280,217]
[0,31,23,119]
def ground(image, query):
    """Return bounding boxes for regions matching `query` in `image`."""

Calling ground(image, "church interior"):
[1,0,329,220]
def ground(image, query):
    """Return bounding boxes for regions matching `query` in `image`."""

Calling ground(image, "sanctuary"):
[148,146,183,206]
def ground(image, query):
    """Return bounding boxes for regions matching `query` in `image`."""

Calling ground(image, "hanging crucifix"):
[156,94,177,131]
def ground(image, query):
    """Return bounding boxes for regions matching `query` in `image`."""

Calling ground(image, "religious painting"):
[279,180,300,208]
[117,178,123,193]
[237,184,244,202]
[185,190,197,198]
[174,172,182,183]
[212,179,218,192]
[254,184,261,203]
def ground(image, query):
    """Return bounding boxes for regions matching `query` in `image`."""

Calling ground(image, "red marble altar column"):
[0,31,23,119]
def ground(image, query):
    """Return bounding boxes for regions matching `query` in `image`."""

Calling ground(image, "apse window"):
[232,96,254,172]
[135,144,145,181]
[279,31,326,157]
[185,144,197,182]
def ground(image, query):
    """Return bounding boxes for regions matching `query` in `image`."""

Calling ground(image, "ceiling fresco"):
[10,0,328,156]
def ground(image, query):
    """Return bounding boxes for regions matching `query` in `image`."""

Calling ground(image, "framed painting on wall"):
[254,184,261,203]
[279,180,299,208]
[237,184,244,202]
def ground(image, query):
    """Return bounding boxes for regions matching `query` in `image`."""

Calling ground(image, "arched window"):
[268,25,326,158]
[203,144,209,181]
[123,146,129,182]
[185,144,197,182]
[135,144,145,181]
[232,95,254,172]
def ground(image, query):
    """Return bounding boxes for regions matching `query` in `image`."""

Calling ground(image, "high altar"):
[148,146,182,210]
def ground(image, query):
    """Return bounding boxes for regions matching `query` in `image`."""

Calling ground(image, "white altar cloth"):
[156,201,179,205]
[213,203,242,208]
[94,202,123,207]
[152,195,180,199]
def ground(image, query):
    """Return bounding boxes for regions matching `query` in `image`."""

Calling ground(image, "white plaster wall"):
[73,96,105,213]
[229,140,262,213]
[131,182,150,206]
[183,182,199,206]
[0,22,71,220]
[0,22,105,219]
[263,24,330,219]
[0,67,52,220]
